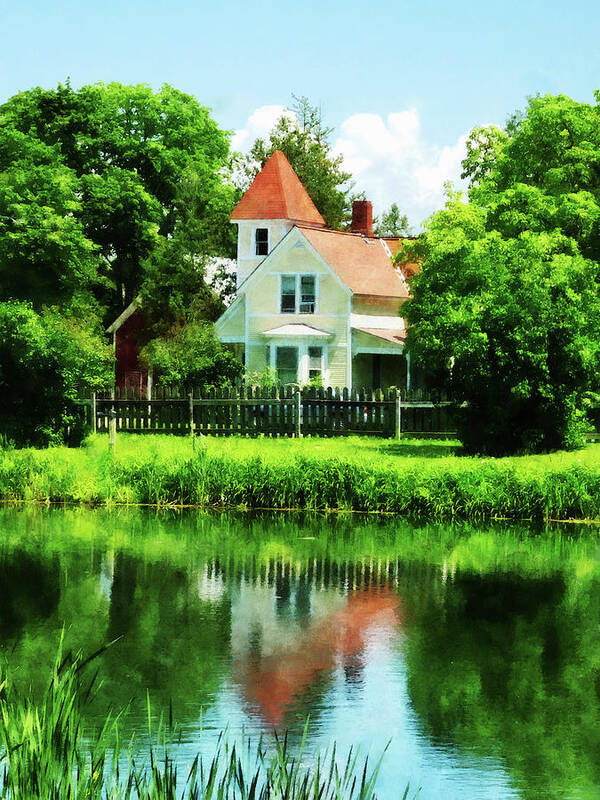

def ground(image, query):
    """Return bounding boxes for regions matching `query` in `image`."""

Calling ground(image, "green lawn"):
[85,432,600,475]
[2,434,600,519]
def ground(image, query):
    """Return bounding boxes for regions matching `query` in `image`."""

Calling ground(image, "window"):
[280,274,318,314]
[300,275,316,313]
[280,276,296,313]
[308,346,323,381]
[276,346,298,384]
[255,228,269,256]
[266,342,327,385]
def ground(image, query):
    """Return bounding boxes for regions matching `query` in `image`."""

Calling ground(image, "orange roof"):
[231,150,326,226]
[382,237,403,256]
[299,226,409,298]
[383,237,420,278]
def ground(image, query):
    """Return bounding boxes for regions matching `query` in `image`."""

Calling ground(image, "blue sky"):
[1,0,599,224]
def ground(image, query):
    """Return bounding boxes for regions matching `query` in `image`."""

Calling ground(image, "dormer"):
[230,150,326,287]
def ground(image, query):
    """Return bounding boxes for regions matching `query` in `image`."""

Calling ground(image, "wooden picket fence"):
[80,386,457,438]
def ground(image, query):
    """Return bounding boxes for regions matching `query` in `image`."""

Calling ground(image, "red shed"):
[106,298,152,398]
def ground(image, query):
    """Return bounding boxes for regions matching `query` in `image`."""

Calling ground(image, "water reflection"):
[232,581,400,726]
[0,507,598,800]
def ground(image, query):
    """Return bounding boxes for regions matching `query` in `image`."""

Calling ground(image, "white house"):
[216,149,416,389]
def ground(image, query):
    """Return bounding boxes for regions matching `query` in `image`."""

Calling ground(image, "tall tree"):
[243,96,353,230]
[373,203,412,237]
[0,131,100,308]
[0,82,237,319]
[402,93,600,455]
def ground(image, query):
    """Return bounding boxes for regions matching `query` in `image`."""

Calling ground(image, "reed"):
[0,640,392,800]
[1,435,600,520]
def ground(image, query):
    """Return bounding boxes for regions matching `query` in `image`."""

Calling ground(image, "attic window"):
[255,228,269,256]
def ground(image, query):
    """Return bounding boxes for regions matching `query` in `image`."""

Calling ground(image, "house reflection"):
[230,562,402,726]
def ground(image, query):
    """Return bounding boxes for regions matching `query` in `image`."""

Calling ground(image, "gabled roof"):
[231,150,326,227]
[299,226,409,299]
[106,296,141,333]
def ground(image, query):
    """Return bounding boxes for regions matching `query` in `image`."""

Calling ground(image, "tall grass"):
[1,435,600,520]
[0,641,392,800]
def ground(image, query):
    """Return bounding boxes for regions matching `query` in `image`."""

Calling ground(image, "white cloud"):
[333,109,468,229]
[233,105,468,228]
[231,105,296,153]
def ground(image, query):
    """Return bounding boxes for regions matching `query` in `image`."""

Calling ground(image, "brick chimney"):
[351,200,373,236]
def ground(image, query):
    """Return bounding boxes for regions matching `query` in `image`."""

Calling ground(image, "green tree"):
[0,82,236,319]
[0,301,112,446]
[243,96,353,230]
[140,321,242,391]
[139,234,225,339]
[373,203,412,237]
[0,131,100,307]
[402,93,600,455]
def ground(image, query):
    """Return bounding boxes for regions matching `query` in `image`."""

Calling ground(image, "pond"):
[0,507,598,800]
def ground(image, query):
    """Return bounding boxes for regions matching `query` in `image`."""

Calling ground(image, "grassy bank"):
[1,435,600,520]
[0,643,387,800]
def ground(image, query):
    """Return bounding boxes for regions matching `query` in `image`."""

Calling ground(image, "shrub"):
[140,321,242,391]
[0,301,112,446]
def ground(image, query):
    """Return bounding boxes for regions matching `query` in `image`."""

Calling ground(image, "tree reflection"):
[1,507,600,800]
[0,550,60,638]
[0,546,231,730]
[403,568,600,800]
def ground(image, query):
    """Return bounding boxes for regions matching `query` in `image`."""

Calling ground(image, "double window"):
[280,274,317,314]
[255,228,269,256]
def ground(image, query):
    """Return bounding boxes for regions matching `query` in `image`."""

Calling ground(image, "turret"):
[229,150,326,287]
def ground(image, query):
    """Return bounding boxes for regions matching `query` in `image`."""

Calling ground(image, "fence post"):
[92,392,97,434]
[108,409,117,451]
[295,389,302,438]
[395,390,402,440]
[188,392,195,442]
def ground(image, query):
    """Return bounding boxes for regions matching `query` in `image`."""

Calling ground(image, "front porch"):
[351,324,410,392]
[352,352,409,391]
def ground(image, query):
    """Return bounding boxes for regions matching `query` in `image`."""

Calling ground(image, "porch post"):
[405,352,411,393]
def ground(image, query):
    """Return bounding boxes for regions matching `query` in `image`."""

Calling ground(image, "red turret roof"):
[231,150,326,226]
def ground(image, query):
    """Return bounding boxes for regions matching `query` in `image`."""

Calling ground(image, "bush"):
[0,301,112,447]
[140,321,242,391]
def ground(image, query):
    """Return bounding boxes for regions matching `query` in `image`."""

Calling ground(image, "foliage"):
[0,301,112,447]
[206,257,237,307]
[0,642,387,800]
[0,130,101,307]
[2,434,600,520]
[242,96,353,230]
[244,365,280,389]
[140,321,242,390]
[402,93,600,455]
[0,81,236,320]
[373,203,412,237]
[139,234,225,338]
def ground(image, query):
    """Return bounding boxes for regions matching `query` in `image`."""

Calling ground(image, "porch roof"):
[263,323,333,338]
[354,327,407,345]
